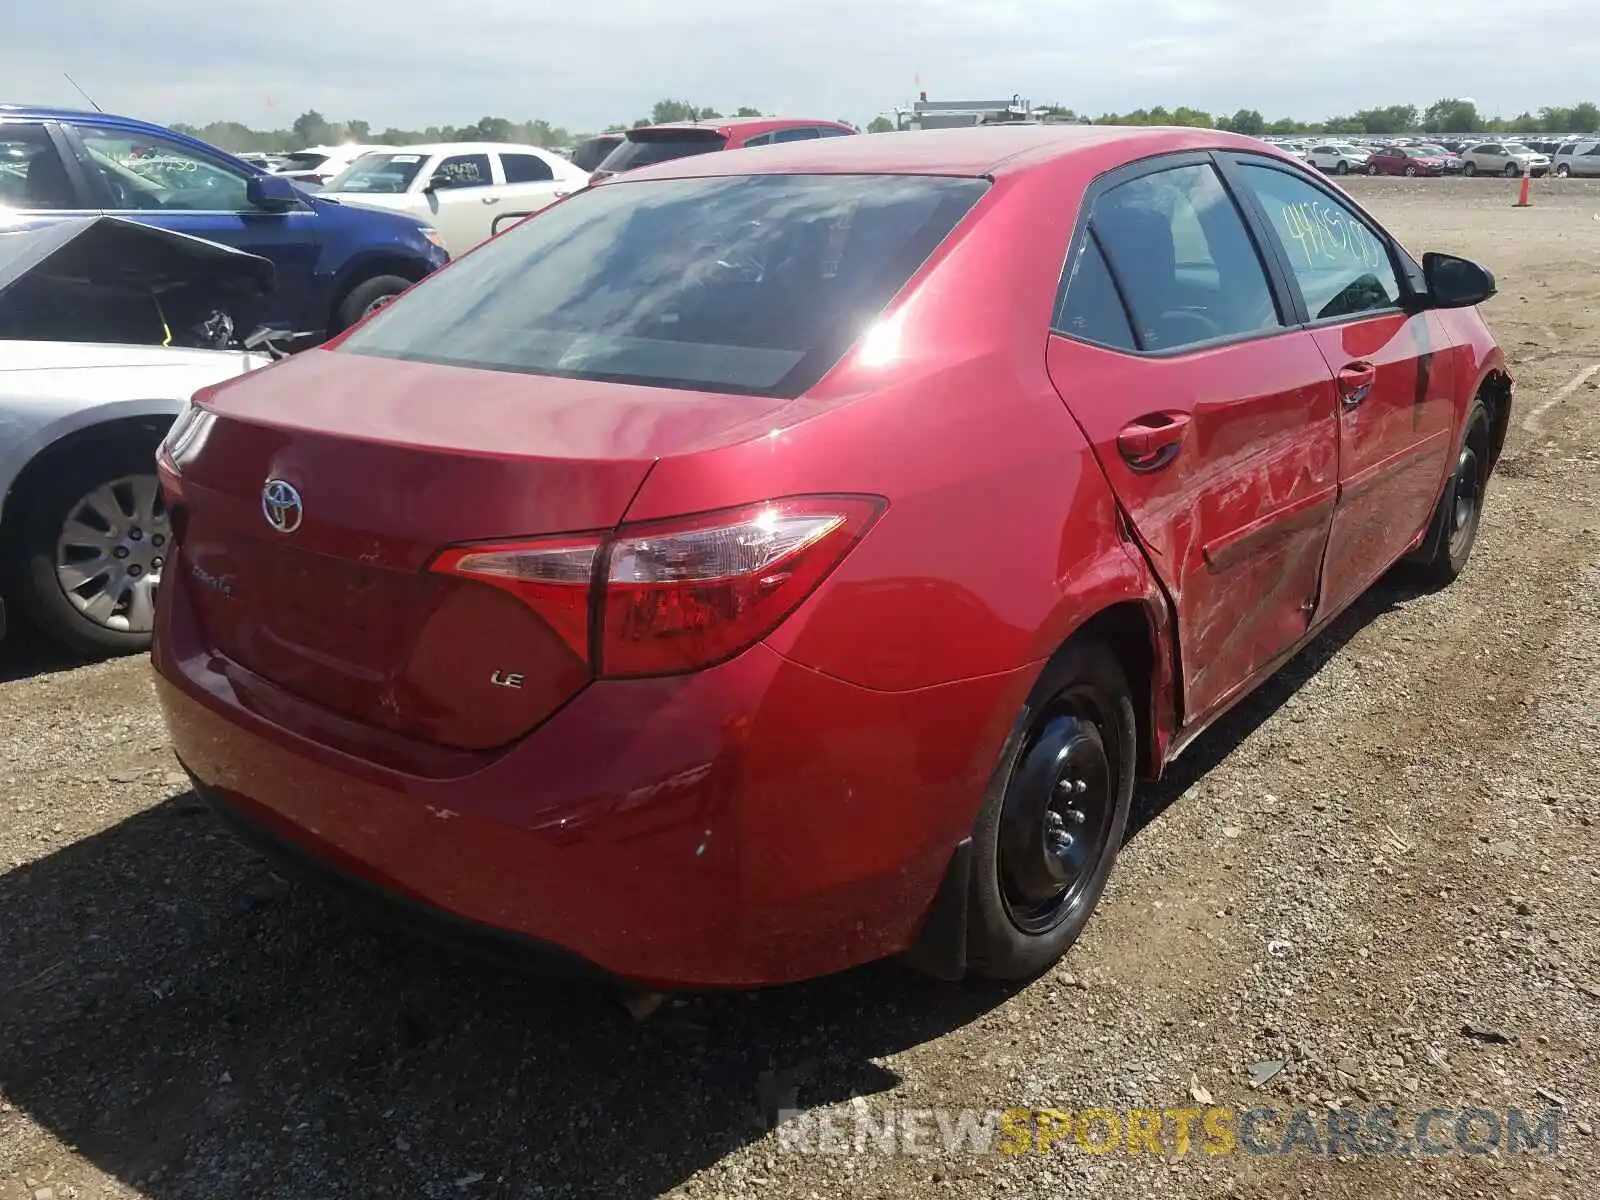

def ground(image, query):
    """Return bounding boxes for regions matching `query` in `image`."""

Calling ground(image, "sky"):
[6,0,1596,134]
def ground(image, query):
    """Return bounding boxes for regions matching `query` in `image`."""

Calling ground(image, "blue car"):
[0,106,450,337]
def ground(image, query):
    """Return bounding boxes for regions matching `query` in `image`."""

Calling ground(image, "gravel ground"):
[2,175,1598,1200]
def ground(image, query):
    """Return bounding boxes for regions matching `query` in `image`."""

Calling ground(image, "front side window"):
[0,124,78,210]
[500,153,555,184]
[1089,163,1281,352]
[327,152,427,193]
[1238,163,1402,321]
[72,125,250,211]
[430,153,492,189]
[341,173,988,397]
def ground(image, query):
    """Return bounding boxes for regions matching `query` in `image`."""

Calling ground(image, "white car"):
[272,144,386,188]
[319,143,589,255]
[1552,139,1600,178]
[0,217,272,654]
[0,341,267,653]
[1460,142,1550,177]
[1305,142,1370,175]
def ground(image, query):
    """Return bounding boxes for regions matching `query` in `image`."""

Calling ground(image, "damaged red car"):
[153,126,1511,988]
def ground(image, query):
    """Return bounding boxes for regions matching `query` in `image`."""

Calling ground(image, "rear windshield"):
[327,152,428,193]
[341,173,987,398]
[598,130,729,173]
[279,152,329,171]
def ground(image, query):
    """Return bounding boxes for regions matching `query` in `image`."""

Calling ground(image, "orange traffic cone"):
[1514,175,1532,207]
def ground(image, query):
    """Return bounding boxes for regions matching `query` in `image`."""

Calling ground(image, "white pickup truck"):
[319,143,589,255]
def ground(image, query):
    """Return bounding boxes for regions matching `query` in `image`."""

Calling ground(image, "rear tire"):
[966,640,1137,981]
[333,274,411,333]
[7,437,168,657]
[1405,399,1491,589]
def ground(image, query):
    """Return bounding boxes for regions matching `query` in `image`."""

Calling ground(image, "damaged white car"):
[0,217,274,654]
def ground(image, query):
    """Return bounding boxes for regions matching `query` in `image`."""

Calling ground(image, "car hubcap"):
[363,293,399,317]
[998,700,1116,934]
[1449,446,1482,559]
[54,474,168,633]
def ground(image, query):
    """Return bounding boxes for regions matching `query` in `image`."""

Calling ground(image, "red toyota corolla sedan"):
[152,126,1511,988]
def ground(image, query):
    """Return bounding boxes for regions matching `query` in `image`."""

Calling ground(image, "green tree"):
[1508,111,1541,134]
[1170,106,1214,128]
[735,106,764,117]
[1423,98,1479,133]
[346,119,371,141]
[1227,108,1265,135]
[1571,101,1600,131]
[867,115,895,133]
[650,99,700,124]
[1351,104,1417,134]
[291,109,334,147]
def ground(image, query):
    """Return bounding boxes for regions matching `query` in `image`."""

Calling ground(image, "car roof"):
[365,142,558,156]
[637,116,851,136]
[620,124,1293,183]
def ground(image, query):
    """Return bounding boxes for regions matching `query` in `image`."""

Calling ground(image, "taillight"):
[430,495,884,678]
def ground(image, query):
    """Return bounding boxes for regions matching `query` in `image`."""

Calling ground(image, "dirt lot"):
[3,174,1599,1200]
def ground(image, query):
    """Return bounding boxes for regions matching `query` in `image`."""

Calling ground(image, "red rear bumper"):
[153,578,1028,987]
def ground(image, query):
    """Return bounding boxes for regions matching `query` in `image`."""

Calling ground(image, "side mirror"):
[1422,252,1497,309]
[424,172,450,193]
[246,173,299,210]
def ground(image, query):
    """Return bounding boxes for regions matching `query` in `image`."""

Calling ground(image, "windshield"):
[598,130,729,174]
[1416,146,1447,155]
[327,152,428,193]
[278,152,330,171]
[341,173,987,397]
[1505,144,1534,155]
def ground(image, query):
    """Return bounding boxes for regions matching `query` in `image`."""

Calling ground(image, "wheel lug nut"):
[129,529,143,541]
[152,534,165,547]
[128,565,142,577]
[1056,778,1075,793]
[113,547,129,559]
[1074,780,1088,794]
[152,556,164,568]
[1065,809,1086,825]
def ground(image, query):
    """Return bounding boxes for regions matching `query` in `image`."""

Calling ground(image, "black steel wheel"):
[1405,399,1491,588]
[967,639,1136,980]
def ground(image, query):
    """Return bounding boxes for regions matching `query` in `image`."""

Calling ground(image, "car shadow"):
[0,575,1430,1198]
[0,621,93,684]
[1125,572,1433,839]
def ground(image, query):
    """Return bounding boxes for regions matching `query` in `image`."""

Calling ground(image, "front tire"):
[1464,161,1478,177]
[1556,163,1571,178]
[1504,162,1521,178]
[7,437,169,656]
[1406,400,1491,588]
[333,274,412,332]
[1335,160,1349,175]
[1405,165,1418,177]
[966,640,1137,981]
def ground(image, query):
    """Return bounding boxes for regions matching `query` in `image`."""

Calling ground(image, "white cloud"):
[4,0,1595,134]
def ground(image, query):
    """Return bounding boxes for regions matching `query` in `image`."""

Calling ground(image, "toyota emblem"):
[262,479,303,533]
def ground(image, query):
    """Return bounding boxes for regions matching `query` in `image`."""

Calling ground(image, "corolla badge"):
[261,479,304,533]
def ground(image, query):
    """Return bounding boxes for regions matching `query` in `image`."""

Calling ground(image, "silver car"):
[1461,142,1550,177]
[1552,139,1600,178]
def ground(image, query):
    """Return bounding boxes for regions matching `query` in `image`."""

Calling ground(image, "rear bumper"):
[153,585,1029,987]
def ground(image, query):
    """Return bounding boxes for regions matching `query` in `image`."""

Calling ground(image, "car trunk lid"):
[172,348,786,750]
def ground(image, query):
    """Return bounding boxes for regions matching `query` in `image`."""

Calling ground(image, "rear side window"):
[342,174,988,397]
[1237,164,1401,321]
[1089,163,1281,352]
[1054,237,1135,350]
[432,153,491,189]
[772,127,820,143]
[501,153,555,184]
[599,131,728,172]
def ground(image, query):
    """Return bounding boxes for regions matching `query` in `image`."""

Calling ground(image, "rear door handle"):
[1117,411,1192,472]
[1337,361,1377,408]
